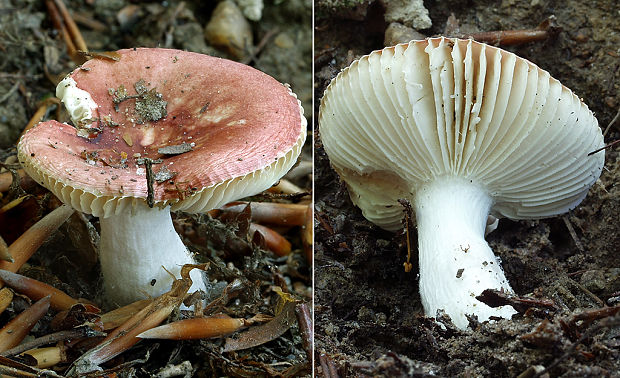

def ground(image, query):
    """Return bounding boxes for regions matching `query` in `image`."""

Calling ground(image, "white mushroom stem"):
[99,202,206,306]
[415,176,517,329]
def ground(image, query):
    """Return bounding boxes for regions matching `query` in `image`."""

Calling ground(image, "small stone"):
[235,0,263,21]
[384,22,426,46]
[274,32,295,49]
[116,4,143,31]
[205,1,253,60]
[382,0,432,30]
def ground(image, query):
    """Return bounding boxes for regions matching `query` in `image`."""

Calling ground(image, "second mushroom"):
[319,38,604,329]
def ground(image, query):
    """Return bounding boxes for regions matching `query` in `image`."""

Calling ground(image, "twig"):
[476,289,557,313]
[295,302,313,364]
[398,199,415,272]
[453,16,559,46]
[603,105,620,136]
[52,0,87,52]
[144,158,155,208]
[242,28,279,65]
[562,215,584,252]
[1,327,105,357]
[318,352,339,378]
[587,139,620,156]
[0,82,19,104]
[0,72,43,79]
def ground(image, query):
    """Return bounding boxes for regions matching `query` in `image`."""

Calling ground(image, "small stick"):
[0,269,80,311]
[0,195,29,215]
[0,169,34,192]
[0,235,12,262]
[22,346,66,369]
[70,11,107,32]
[0,359,64,378]
[21,98,60,138]
[318,352,339,378]
[0,296,51,352]
[562,215,584,252]
[588,139,620,155]
[221,201,307,226]
[295,302,313,364]
[53,0,88,53]
[144,158,155,208]
[1,326,105,357]
[137,315,246,340]
[314,211,334,235]
[455,16,559,46]
[0,205,74,283]
[241,28,279,65]
[45,0,77,60]
[0,287,13,315]
[399,199,415,272]
[301,204,313,264]
[0,82,19,104]
[603,106,620,136]
[99,299,153,330]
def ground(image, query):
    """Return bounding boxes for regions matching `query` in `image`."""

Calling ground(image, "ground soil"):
[0,0,311,376]
[315,0,620,377]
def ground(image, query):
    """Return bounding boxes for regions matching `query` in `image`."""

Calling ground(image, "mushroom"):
[18,48,306,306]
[319,38,604,329]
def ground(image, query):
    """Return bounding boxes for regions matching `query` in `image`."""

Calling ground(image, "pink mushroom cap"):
[18,48,306,217]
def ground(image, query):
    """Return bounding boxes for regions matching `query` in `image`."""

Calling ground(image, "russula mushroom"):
[319,38,604,329]
[18,48,306,306]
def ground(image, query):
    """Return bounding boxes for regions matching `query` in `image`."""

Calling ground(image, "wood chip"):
[154,165,177,183]
[157,142,193,155]
[122,133,133,146]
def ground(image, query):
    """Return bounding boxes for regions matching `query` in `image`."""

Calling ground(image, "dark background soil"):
[314,0,620,376]
[0,0,312,376]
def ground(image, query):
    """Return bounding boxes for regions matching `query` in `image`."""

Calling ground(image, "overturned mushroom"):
[319,38,604,329]
[18,48,306,306]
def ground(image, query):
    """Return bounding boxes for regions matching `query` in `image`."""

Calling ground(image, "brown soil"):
[315,0,620,377]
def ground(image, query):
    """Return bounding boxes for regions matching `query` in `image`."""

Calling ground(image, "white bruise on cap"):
[319,38,604,329]
[56,76,98,131]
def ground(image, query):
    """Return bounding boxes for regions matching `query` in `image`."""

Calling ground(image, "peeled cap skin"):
[319,38,604,328]
[18,48,306,306]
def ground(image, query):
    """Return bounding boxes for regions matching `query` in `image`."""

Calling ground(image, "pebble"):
[235,0,263,21]
[383,0,432,30]
[384,22,426,46]
[204,1,253,60]
[274,32,295,49]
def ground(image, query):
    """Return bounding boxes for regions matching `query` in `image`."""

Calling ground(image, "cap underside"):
[319,38,604,230]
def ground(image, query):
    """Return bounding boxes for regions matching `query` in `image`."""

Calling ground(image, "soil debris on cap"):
[155,165,177,183]
[109,79,168,123]
[158,142,194,155]
[133,79,167,122]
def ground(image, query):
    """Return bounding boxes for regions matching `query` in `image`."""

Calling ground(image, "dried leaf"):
[223,300,296,352]
[157,142,194,155]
